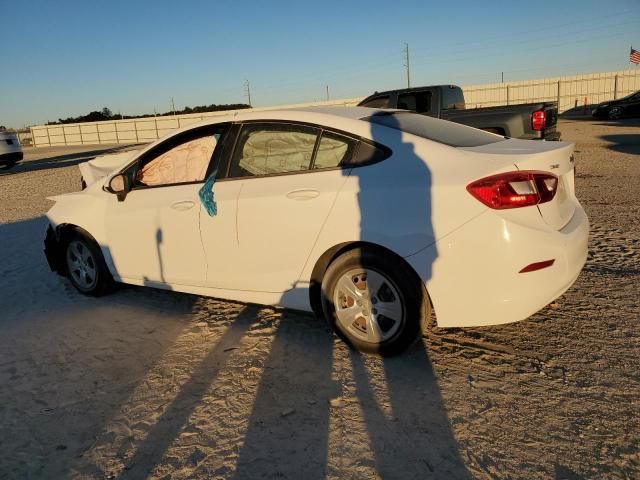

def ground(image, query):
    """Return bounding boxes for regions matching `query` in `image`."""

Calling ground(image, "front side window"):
[229,123,319,178]
[136,133,220,187]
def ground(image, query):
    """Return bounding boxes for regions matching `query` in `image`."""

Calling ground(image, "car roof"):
[186,106,399,130]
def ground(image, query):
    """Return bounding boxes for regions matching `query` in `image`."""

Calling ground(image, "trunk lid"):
[461,139,576,230]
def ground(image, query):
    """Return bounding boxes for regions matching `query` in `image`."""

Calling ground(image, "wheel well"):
[55,223,95,245]
[51,224,101,272]
[308,241,425,317]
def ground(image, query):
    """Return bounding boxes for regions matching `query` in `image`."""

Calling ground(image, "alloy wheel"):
[332,268,404,344]
[66,240,98,291]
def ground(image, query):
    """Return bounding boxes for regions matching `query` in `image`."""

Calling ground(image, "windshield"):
[364,112,505,147]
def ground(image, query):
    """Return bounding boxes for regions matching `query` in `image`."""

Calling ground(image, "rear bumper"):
[0,151,23,165]
[406,204,589,328]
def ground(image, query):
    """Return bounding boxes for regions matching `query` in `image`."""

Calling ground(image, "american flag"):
[631,47,640,65]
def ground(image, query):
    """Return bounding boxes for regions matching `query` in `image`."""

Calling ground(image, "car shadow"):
[599,134,640,155]
[591,118,640,127]
[0,216,200,478]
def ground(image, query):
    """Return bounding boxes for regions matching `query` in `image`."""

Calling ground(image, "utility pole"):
[170,97,176,116]
[501,72,504,83]
[244,80,252,107]
[326,84,330,101]
[403,42,411,88]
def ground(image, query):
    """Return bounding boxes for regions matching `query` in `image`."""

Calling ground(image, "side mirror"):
[108,174,129,202]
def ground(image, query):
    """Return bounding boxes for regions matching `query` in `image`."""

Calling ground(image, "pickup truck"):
[358,85,561,141]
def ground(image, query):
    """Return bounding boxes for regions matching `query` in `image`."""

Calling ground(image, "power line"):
[240,18,637,101]
[409,9,640,58]
[411,20,638,63]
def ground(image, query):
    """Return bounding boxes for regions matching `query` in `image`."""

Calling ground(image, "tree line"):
[47,104,251,125]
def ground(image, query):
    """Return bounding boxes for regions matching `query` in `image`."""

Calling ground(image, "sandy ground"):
[0,121,638,480]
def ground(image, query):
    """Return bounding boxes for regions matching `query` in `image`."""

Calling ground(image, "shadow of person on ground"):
[0,216,199,479]
[117,305,261,480]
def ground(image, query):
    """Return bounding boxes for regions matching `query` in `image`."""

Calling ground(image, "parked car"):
[0,128,23,170]
[43,107,588,355]
[359,85,561,140]
[592,90,640,119]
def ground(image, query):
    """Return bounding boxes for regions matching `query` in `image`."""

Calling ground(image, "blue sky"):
[1,0,639,127]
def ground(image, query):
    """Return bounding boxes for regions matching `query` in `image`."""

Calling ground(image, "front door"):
[105,125,227,286]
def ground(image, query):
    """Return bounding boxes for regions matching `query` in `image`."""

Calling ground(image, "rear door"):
[216,122,356,293]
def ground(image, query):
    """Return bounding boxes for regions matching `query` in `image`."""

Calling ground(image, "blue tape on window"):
[198,170,218,217]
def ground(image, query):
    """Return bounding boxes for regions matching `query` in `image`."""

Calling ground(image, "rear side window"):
[313,131,358,169]
[229,123,319,177]
[360,96,392,109]
[350,142,390,165]
[398,91,432,113]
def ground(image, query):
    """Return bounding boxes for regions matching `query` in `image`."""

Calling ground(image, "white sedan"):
[44,107,588,355]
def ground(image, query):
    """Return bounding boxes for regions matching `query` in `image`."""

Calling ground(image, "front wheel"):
[608,107,623,120]
[64,232,113,296]
[321,248,429,356]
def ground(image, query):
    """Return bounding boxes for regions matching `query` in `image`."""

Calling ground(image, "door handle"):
[286,189,320,200]
[170,200,195,211]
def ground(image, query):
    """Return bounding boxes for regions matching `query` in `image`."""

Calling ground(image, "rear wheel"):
[64,232,113,296]
[608,107,623,120]
[321,248,428,355]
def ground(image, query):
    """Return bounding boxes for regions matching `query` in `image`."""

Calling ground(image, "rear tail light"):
[467,171,558,209]
[532,109,546,131]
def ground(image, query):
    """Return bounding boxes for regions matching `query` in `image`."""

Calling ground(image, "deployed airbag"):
[138,136,217,186]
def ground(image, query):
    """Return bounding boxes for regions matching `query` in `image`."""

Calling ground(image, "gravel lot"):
[0,120,638,479]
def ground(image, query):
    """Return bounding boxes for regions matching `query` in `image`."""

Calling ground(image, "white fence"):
[30,98,362,148]
[463,68,640,112]
[29,68,640,147]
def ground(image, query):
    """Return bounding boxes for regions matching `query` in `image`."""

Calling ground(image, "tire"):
[0,161,16,170]
[608,107,623,120]
[321,248,430,356]
[63,231,114,296]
